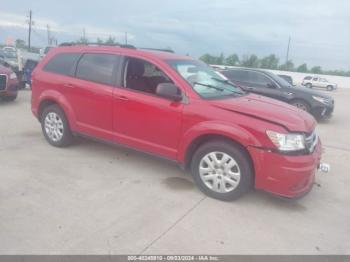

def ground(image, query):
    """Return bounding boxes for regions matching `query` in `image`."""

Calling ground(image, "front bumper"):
[248,140,322,198]
[312,103,334,119]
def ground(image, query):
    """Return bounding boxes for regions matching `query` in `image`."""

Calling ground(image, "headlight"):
[9,72,17,80]
[266,130,305,151]
[312,96,328,104]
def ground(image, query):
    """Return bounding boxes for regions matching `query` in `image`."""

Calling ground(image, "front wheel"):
[41,105,73,147]
[191,140,253,201]
[291,99,311,113]
[306,83,312,88]
[2,94,17,101]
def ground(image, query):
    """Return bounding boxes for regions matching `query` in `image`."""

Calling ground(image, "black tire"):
[306,83,312,88]
[191,140,253,201]
[291,99,311,113]
[326,85,334,91]
[41,104,73,147]
[2,94,17,101]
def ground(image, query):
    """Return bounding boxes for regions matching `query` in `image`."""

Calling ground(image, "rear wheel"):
[41,105,73,147]
[291,99,311,113]
[191,140,253,201]
[326,85,334,91]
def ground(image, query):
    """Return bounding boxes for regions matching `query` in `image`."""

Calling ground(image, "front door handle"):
[117,96,129,101]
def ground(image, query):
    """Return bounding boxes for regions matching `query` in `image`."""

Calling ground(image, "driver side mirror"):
[267,82,277,89]
[156,83,182,101]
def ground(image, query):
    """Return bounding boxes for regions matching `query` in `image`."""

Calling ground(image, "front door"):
[113,57,184,159]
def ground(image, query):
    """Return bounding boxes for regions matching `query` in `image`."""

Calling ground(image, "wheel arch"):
[37,91,77,130]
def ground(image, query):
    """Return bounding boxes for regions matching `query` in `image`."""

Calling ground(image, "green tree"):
[240,54,260,68]
[260,54,279,69]
[200,54,217,64]
[311,66,322,74]
[96,38,103,44]
[296,63,308,72]
[225,54,240,66]
[15,39,26,49]
[77,36,88,44]
[279,60,294,71]
[105,36,116,44]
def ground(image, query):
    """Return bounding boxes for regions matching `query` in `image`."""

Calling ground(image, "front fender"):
[38,90,77,130]
[177,120,262,162]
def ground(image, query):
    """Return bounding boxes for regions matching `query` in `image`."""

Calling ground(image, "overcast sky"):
[0,0,349,70]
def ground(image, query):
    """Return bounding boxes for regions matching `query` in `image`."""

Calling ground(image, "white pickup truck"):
[302,76,337,91]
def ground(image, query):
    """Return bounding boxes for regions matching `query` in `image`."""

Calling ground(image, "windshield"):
[265,71,292,88]
[3,50,17,59]
[166,59,245,99]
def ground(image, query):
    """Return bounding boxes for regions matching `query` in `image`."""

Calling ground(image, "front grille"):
[0,74,7,91]
[305,130,318,153]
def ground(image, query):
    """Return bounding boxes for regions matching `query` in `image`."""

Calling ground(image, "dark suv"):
[221,68,334,120]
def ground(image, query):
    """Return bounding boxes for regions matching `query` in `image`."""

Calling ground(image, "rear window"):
[76,53,119,86]
[43,53,80,76]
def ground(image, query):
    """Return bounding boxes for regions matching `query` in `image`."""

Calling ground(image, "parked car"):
[31,44,325,201]
[277,74,293,85]
[22,58,39,88]
[0,47,19,71]
[302,76,337,91]
[221,68,334,120]
[0,64,18,101]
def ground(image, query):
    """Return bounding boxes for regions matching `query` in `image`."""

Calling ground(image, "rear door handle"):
[117,95,129,101]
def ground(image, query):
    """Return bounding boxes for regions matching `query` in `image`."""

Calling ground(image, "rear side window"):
[223,70,249,81]
[304,76,312,80]
[247,71,273,87]
[76,53,119,85]
[43,53,80,76]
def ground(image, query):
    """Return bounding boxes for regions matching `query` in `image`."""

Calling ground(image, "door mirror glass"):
[156,83,182,101]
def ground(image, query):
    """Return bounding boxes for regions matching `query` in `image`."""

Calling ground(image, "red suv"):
[0,64,18,101]
[31,44,322,201]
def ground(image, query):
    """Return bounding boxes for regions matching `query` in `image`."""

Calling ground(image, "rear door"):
[69,52,121,140]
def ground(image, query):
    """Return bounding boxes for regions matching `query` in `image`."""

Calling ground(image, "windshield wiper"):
[210,77,245,95]
[193,81,245,96]
[193,82,225,91]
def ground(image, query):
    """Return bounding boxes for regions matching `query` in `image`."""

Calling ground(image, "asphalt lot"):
[0,89,349,255]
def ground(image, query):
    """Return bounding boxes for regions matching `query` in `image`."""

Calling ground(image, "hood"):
[292,85,333,99]
[210,94,316,133]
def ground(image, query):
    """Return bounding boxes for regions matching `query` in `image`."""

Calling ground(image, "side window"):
[43,53,80,76]
[76,53,119,86]
[313,77,318,81]
[124,57,173,95]
[247,72,273,87]
[304,76,312,80]
[223,70,249,82]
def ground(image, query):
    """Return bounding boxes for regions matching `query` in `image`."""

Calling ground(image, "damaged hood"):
[210,94,316,133]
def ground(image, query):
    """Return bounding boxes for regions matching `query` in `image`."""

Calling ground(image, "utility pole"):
[125,32,128,45]
[286,36,291,63]
[47,24,51,46]
[83,28,86,39]
[28,10,32,49]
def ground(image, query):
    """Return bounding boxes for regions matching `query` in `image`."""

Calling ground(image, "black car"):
[221,68,334,119]
[277,74,293,85]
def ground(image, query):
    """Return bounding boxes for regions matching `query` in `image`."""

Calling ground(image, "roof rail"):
[58,42,136,49]
[139,47,174,53]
